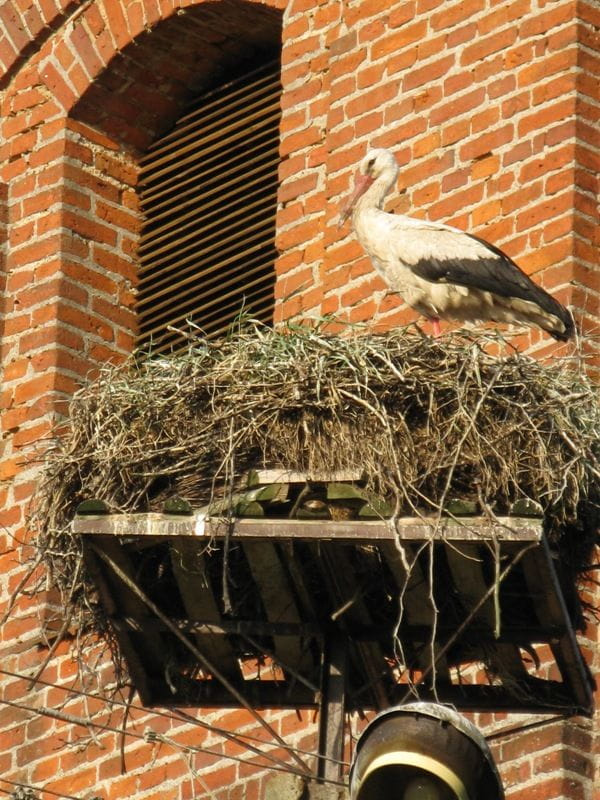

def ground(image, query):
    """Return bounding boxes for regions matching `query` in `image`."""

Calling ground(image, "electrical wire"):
[0,667,349,768]
[0,666,571,792]
[0,695,347,789]
[172,706,349,768]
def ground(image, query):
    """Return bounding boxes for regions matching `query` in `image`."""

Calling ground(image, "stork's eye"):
[366,157,376,172]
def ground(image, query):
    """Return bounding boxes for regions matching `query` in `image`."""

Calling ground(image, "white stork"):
[338,148,574,341]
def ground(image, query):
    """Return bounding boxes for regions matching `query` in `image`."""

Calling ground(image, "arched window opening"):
[136,56,281,354]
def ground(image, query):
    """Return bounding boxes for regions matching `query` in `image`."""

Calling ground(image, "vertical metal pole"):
[317,632,347,785]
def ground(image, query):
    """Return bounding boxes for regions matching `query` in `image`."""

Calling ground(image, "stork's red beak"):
[338,173,375,227]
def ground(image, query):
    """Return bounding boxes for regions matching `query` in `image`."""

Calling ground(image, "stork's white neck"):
[353,168,397,219]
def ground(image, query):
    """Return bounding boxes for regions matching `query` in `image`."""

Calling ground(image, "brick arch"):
[51,0,284,367]
[0,0,285,438]
[0,0,84,90]
[37,0,285,127]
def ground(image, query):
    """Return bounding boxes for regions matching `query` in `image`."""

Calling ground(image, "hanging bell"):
[349,703,505,800]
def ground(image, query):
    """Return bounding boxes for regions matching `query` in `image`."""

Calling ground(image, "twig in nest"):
[23,324,600,697]
[27,560,81,689]
[115,683,135,774]
[399,542,538,702]
[0,554,44,627]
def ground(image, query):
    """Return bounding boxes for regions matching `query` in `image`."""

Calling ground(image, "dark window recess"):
[136,57,281,354]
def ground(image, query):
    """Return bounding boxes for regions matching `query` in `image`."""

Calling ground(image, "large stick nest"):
[35,325,600,608]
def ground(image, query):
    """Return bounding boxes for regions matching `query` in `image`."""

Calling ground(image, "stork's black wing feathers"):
[409,232,573,338]
[410,251,534,301]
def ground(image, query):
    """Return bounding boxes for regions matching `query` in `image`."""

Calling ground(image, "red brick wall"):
[276,0,599,364]
[0,0,598,798]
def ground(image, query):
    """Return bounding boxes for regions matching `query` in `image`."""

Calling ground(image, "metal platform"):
[73,509,594,717]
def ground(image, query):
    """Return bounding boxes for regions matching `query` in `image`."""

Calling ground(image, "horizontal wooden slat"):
[139,150,277,231]
[249,469,364,485]
[138,271,275,351]
[139,128,278,205]
[113,615,567,643]
[138,246,275,329]
[113,616,322,637]
[138,252,274,320]
[142,677,581,712]
[138,108,280,187]
[140,80,279,172]
[386,680,584,715]
[142,62,279,159]
[168,65,280,130]
[140,95,280,176]
[137,220,276,297]
[138,179,277,265]
[139,266,274,338]
[136,57,281,352]
[74,514,544,542]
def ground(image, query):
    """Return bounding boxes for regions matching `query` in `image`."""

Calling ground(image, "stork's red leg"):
[432,318,441,337]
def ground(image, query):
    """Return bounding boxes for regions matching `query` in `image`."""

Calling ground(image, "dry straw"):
[33,323,600,623]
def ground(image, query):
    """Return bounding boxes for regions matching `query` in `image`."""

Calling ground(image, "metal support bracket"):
[318,633,347,785]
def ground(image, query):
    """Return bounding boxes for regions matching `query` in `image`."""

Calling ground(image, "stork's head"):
[338,148,399,227]
[359,148,399,180]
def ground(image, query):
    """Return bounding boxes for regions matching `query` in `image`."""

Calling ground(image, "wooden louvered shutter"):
[136,59,281,354]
